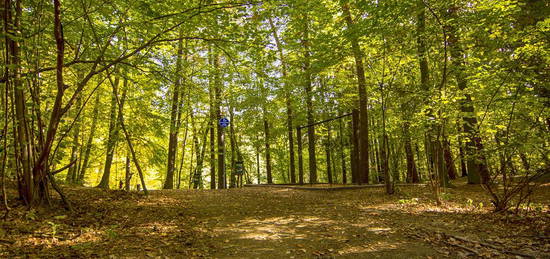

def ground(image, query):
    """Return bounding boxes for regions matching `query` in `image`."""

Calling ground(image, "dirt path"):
[2,181,548,258]
[180,187,437,258]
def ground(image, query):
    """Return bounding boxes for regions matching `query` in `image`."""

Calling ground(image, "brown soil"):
[1,178,549,258]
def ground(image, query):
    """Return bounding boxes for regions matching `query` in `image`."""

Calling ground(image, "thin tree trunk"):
[457,121,468,177]
[350,109,359,184]
[326,126,333,184]
[256,142,261,184]
[78,93,100,185]
[229,107,237,188]
[176,110,189,189]
[339,118,347,184]
[297,127,304,185]
[124,151,131,191]
[263,114,272,184]
[97,76,126,189]
[66,96,82,184]
[208,53,216,189]
[111,76,148,195]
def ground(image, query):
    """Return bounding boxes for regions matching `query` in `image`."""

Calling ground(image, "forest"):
[0,0,549,257]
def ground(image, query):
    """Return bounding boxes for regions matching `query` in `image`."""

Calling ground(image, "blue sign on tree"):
[219,117,230,128]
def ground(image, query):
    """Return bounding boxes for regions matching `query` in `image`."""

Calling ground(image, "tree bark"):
[403,122,419,183]
[66,96,82,184]
[343,3,370,184]
[163,33,185,189]
[301,13,317,184]
[326,126,333,184]
[229,107,237,188]
[111,75,148,195]
[78,93,100,185]
[350,109,359,184]
[268,17,296,184]
[124,151,132,191]
[263,114,272,184]
[208,50,216,189]
[97,76,126,189]
[447,6,489,184]
[339,118,347,184]
[297,127,304,185]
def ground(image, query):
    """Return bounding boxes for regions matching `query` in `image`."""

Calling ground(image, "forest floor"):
[1,178,549,258]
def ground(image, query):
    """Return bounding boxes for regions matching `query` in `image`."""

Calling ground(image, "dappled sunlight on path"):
[2,181,548,258]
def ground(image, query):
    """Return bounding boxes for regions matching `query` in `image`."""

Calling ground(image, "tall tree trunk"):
[124,151,131,191]
[208,52,216,189]
[416,0,448,187]
[326,126,333,184]
[403,122,419,183]
[215,64,225,190]
[97,76,126,189]
[263,113,272,184]
[176,110,189,189]
[457,121,468,177]
[256,142,261,184]
[381,92,393,194]
[343,3,370,184]
[8,0,33,204]
[268,17,296,184]
[193,122,209,189]
[111,76,148,195]
[297,127,304,184]
[339,118,347,184]
[447,6,489,184]
[443,137,458,180]
[301,13,317,184]
[78,93,100,185]
[229,107,237,188]
[66,96,82,184]
[163,34,185,189]
[350,109,359,183]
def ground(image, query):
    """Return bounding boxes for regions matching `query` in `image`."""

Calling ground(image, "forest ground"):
[1,178,549,258]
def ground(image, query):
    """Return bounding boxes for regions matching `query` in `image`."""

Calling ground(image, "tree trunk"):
[343,3,370,184]
[176,110,189,189]
[66,96,82,184]
[443,137,458,180]
[193,122,209,189]
[403,122,419,183]
[97,76,126,189]
[302,13,317,184]
[8,0,33,205]
[326,126,333,184]
[457,121,468,177]
[111,76,148,195]
[124,151,131,191]
[163,34,185,189]
[229,107,237,188]
[350,109,359,184]
[263,115,272,184]
[297,127,304,185]
[78,93,100,185]
[339,118,347,184]
[208,53,216,189]
[447,6,490,184]
[268,17,295,184]
[256,143,261,184]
